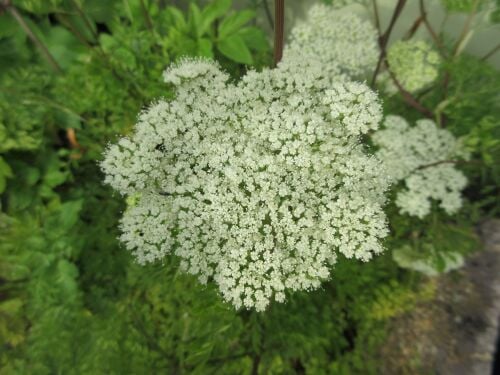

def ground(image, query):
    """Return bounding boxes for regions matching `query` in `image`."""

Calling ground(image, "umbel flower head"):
[284,3,379,80]
[372,115,468,219]
[101,57,390,311]
[387,40,441,93]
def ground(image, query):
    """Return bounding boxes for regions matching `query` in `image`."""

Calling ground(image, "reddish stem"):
[273,0,284,66]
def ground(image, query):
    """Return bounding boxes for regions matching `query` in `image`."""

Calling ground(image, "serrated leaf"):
[217,35,253,65]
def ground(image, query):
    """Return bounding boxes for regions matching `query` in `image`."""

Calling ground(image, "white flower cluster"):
[284,3,379,80]
[102,57,390,311]
[387,40,441,93]
[372,115,468,219]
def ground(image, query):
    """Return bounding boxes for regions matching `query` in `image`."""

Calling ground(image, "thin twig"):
[273,0,284,66]
[481,42,500,61]
[419,0,446,55]
[2,1,62,73]
[371,0,407,86]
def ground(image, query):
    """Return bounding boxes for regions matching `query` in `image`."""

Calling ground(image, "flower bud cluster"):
[387,40,441,93]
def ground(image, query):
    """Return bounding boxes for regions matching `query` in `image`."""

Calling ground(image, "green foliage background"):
[0,0,498,373]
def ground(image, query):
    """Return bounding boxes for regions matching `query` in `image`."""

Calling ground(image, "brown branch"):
[387,68,434,118]
[273,0,284,66]
[371,0,407,86]
[403,15,424,40]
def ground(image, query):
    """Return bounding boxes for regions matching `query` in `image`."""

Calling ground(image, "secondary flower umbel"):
[372,115,468,219]
[101,58,389,311]
[284,3,379,80]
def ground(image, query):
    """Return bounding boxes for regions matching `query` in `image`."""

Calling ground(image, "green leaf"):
[200,0,232,35]
[218,10,255,39]
[98,33,116,51]
[197,38,214,58]
[57,200,83,230]
[188,3,203,38]
[217,35,253,65]
[44,169,67,189]
[166,6,187,30]
[0,156,12,178]
[23,166,41,186]
[236,27,269,52]
[45,200,83,237]
[55,259,79,296]
[39,26,87,70]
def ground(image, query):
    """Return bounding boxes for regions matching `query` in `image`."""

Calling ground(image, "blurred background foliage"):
[0,0,499,373]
